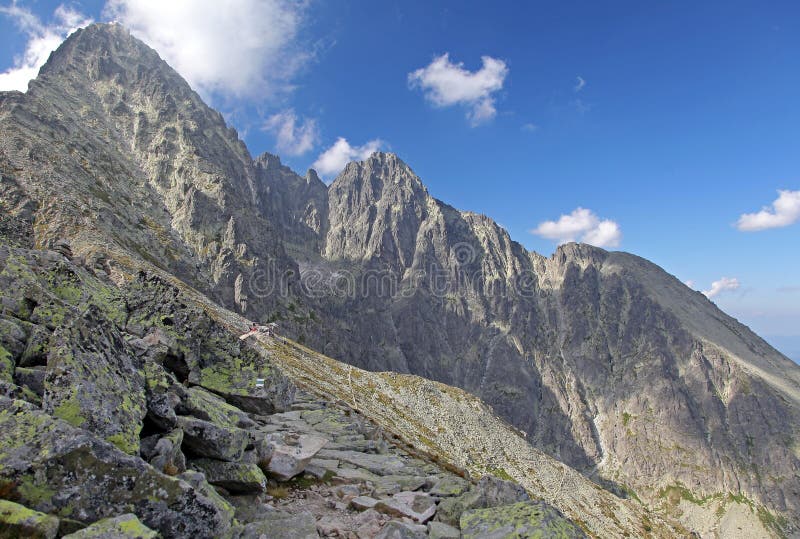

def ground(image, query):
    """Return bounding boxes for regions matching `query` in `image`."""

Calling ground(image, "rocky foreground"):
[0,244,595,538]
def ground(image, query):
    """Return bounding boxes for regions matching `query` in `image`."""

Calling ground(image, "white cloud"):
[574,76,586,92]
[531,207,621,248]
[702,277,740,299]
[312,137,384,179]
[736,190,800,231]
[521,123,538,132]
[262,110,318,156]
[104,0,310,100]
[408,53,508,126]
[0,2,93,91]
[684,279,696,289]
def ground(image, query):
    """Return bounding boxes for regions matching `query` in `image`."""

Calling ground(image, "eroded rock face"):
[0,398,233,538]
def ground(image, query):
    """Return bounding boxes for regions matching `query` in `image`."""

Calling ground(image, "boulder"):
[264,433,328,480]
[19,324,51,367]
[190,459,267,493]
[436,475,530,526]
[375,492,437,523]
[229,510,318,539]
[176,416,249,461]
[354,508,385,538]
[149,428,186,474]
[0,498,59,539]
[0,398,233,538]
[460,501,588,539]
[374,520,428,539]
[42,306,146,455]
[142,362,182,430]
[61,514,157,538]
[12,366,45,397]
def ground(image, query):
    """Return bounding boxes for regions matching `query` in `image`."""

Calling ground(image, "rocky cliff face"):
[2,22,799,537]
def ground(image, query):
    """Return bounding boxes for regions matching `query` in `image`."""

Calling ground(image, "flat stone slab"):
[332,466,380,484]
[375,492,437,523]
[316,449,406,475]
[350,496,379,511]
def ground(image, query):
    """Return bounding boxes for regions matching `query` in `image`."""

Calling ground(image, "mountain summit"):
[1,23,799,537]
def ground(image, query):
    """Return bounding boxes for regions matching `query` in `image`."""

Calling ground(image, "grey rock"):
[264,432,328,480]
[177,415,249,461]
[427,521,460,539]
[350,496,380,511]
[149,428,186,474]
[230,510,318,539]
[316,449,405,475]
[374,520,428,539]
[375,491,437,523]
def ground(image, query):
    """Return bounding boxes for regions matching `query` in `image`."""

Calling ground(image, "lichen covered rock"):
[189,459,267,494]
[61,514,157,538]
[43,306,146,455]
[0,398,233,538]
[0,499,60,539]
[460,501,588,539]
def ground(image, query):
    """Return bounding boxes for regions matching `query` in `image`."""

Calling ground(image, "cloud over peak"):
[104,0,310,100]
[408,53,508,126]
[737,189,800,231]
[0,2,93,92]
[532,207,622,248]
[312,137,384,180]
[262,109,318,156]
[702,277,740,299]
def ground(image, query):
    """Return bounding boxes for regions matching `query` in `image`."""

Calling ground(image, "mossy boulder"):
[189,459,267,494]
[0,499,60,539]
[436,475,530,526]
[179,387,256,429]
[42,306,146,455]
[460,501,587,539]
[0,398,233,538]
[228,510,318,539]
[61,514,157,538]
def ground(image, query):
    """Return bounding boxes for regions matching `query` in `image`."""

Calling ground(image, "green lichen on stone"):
[460,501,587,539]
[0,498,60,539]
[0,344,13,383]
[61,513,157,538]
[52,392,86,427]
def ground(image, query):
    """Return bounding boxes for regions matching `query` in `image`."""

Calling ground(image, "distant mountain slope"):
[1,22,798,536]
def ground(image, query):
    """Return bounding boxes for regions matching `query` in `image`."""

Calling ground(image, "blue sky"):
[1,1,799,359]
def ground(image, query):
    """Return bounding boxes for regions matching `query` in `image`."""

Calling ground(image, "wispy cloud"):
[104,0,311,101]
[531,207,621,248]
[0,2,92,91]
[312,137,384,179]
[737,189,800,231]
[408,53,508,126]
[702,277,740,299]
[685,279,696,289]
[521,123,538,132]
[574,76,586,92]
[262,109,318,156]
